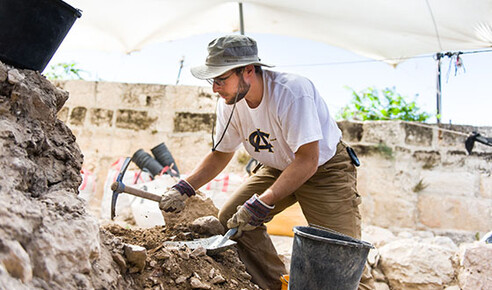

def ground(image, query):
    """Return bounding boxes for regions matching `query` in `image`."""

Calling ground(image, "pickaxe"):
[111,157,162,220]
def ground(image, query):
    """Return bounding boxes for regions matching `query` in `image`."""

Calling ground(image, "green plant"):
[412,179,428,193]
[44,62,85,80]
[376,142,394,159]
[337,87,431,122]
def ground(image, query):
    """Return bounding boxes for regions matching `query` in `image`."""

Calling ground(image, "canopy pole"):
[435,53,442,124]
[239,2,244,35]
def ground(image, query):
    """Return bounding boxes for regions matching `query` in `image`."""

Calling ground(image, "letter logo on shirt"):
[249,129,274,152]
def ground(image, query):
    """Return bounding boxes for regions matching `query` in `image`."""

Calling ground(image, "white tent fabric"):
[63,0,492,64]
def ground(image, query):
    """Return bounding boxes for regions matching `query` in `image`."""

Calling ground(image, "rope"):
[404,121,470,137]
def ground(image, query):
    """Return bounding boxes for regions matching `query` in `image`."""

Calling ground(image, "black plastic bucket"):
[151,142,180,177]
[132,149,164,177]
[0,0,82,71]
[289,226,373,290]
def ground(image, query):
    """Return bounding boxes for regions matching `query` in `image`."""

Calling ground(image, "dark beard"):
[226,75,250,105]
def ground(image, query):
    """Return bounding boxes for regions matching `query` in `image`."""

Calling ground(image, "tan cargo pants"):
[218,141,374,290]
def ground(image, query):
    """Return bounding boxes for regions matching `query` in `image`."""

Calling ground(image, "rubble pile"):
[0,62,258,289]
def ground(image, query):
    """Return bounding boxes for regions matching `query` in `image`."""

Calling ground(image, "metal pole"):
[436,53,442,124]
[239,2,244,35]
[176,56,184,85]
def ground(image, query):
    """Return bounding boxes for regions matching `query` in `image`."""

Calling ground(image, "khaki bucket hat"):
[191,35,273,80]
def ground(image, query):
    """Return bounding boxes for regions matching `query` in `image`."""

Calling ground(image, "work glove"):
[159,179,195,213]
[227,194,274,238]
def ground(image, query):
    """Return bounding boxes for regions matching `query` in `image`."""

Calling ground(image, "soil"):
[101,196,258,289]
[0,62,260,290]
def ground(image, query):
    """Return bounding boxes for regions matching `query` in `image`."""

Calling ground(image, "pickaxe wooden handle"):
[111,181,161,202]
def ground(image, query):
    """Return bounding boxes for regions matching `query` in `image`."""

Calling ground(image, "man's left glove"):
[159,179,195,213]
[227,194,274,237]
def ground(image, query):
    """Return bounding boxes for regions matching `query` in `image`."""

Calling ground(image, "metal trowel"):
[164,228,238,255]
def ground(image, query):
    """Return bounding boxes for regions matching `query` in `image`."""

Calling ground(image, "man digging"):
[160,35,374,290]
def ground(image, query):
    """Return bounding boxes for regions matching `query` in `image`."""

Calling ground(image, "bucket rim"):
[53,0,83,18]
[293,226,374,249]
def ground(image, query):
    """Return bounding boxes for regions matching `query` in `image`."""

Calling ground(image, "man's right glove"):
[227,194,274,238]
[159,179,195,213]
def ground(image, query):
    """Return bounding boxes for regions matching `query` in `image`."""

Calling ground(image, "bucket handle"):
[308,223,374,249]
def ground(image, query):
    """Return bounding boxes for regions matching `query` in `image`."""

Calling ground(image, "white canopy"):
[62,0,492,64]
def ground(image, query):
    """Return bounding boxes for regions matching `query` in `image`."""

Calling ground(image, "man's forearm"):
[185,150,235,190]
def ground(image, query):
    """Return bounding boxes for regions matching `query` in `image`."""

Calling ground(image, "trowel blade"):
[163,229,237,255]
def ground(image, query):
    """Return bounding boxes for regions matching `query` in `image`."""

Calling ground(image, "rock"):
[0,63,7,82]
[362,225,396,248]
[211,274,226,284]
[191,246,206,258]
[112,253,127,272]
[371,267,386,282]
[155,249,171,260]
[240,271,252,280]
[0,239,32,283]
[374,282,390,290]
[178,250,190,260]
[458,242,492,289]
[191,216,224,235]
[379,238,455,289]
[367,248,380,267]
[190,277,211,289]
[124,243,147,271]
[444,285,461,290]
[230,279,239,286]
[175,275,187,284]
[7,69,24,84]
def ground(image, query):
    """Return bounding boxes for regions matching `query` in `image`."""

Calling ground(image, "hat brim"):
[190,61,274,80]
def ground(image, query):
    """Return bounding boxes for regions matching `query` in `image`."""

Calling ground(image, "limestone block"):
[89,108,114,127]
[435,124,474,149]
[62,80,96,107]
[0,239,32,282]
[362,225,396,248]
[370,192,416,228]
[95,82,126,108]
[379,238,455,289]
[458,242,492,290]
[412,150,441,169]
[420,170,479,197]
[418,194,492,232]
[174,112,215,133]
[69,106,88,126]
[115,109,157,131]
[480,174,492,198]
[337,120,364,142]
[164,85,215,112]
[361,121,404,146]
[402,122,433,147]
[122,83,165,108]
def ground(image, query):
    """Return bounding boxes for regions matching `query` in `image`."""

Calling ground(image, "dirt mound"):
[0,62,258,289]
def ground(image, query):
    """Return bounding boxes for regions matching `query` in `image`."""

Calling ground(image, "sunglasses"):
[206,71,235,86]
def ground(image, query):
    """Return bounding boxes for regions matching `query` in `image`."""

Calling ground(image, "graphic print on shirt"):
[248,129,274,153]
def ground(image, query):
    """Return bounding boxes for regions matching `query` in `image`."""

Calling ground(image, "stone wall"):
[55,80,492,239]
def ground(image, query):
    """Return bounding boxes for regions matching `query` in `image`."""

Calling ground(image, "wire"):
[275,49,492,68]
[425,0,443,52]
[211,88,240,152]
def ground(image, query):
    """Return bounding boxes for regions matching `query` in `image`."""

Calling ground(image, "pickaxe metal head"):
[111,157,131,220]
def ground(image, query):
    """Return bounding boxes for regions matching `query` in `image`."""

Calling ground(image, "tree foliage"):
[44,62,85,80]
[337,87,431,122]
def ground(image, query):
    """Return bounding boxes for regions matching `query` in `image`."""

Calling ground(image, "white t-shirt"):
[214,70,341,171]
